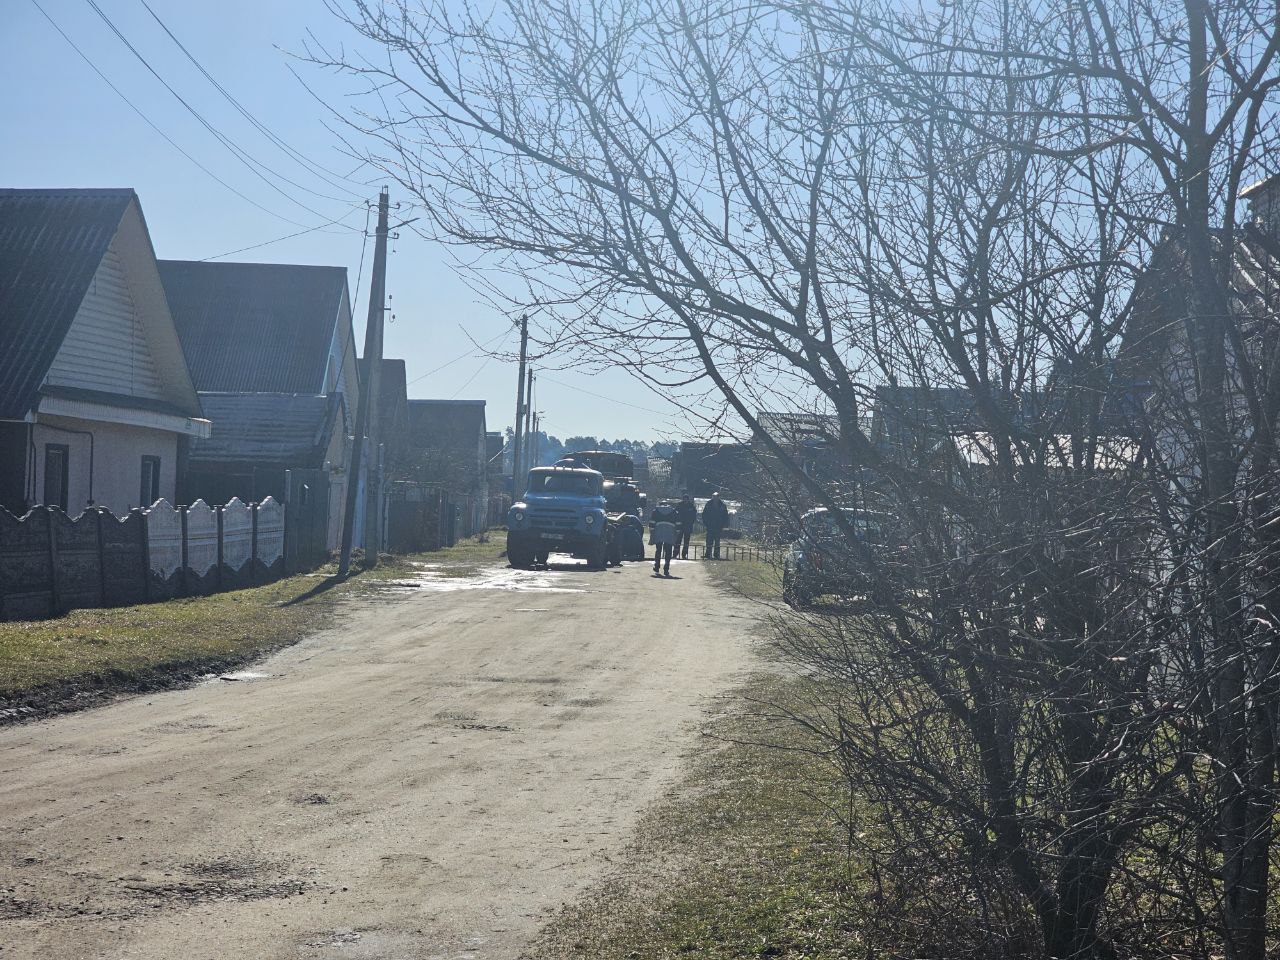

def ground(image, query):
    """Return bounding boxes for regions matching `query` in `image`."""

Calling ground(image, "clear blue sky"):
[0,0,684,441]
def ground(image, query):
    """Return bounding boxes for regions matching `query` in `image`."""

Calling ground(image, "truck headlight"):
[511,509,525,523]
[584,513,596,525]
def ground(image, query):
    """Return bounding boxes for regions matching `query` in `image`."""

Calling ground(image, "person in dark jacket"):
[702,492,730,560]
[675,493,698,559]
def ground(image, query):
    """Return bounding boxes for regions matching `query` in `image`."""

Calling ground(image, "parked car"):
[782,507,909,607]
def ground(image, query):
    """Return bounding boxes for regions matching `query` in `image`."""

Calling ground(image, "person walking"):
[701,491,729,560]
[675,492,698,559]
[649,500,679,576]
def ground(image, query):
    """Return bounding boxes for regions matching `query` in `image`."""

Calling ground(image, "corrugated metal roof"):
[0,188,134,419]
[158,260,348,394]
[189,392,343,467]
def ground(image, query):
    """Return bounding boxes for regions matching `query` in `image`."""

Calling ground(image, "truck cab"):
[507,465,612,569]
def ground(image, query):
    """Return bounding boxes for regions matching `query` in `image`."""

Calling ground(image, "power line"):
[30,0,309,227]
[536,373,669,416]
[450,356,493,399]
[406,328,510,387]
[84,0,358,223]
[198,203,366,261]
[135,0,367,198]
[350,203,373,308]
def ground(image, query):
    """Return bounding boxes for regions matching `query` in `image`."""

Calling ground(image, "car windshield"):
[804,511,885,541]
[528,472,600,495]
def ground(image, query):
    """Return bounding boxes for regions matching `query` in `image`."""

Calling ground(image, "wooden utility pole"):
[338,188,390,577]
[528,372,538,467]
[511,314,529,495]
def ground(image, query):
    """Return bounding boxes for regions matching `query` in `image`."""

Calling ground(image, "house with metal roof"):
[403,399,491,531]
[0,188,210,517]
[158,259,361,550]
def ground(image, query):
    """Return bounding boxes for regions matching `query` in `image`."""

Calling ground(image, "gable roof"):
[189,392,343,467]
[0,188,137,419]
[359,357,408,429]
[158,260,350,394]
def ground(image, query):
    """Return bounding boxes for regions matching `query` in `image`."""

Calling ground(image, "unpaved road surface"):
[0,558,755,959]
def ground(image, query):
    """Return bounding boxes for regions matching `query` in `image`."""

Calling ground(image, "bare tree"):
[313,0,1280,955]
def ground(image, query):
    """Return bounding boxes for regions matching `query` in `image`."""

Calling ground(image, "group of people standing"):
[648,492,730,576]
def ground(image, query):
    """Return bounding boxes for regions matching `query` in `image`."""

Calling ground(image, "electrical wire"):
[84,0,358,222]
[536,373,669,416]
[197,203,366,261]
[405,328,510,387]
[30,0,308,227]
[135,0,366,197]
[349,203,373,309]
[450,356,493,399]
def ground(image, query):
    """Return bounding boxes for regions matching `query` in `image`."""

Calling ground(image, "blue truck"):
[506,465,617,569]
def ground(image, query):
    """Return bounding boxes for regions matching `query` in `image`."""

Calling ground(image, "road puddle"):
[380,562,587,594]
[200,670,274,684]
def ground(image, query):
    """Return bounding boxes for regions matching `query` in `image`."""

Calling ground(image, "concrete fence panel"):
[0,507,53,620]
[221,498,253,589]
[1,495,303,623]
[145,499,183,599]
[100,509,148,608]
[255,497,285,581]
[185,500,218,595]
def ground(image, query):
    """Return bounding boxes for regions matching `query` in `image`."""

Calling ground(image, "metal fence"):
[685,541,780,562]
[0,497,286,622]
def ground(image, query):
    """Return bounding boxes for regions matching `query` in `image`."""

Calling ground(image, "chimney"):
[1241,173,1280,236]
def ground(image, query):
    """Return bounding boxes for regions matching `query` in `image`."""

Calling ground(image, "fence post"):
[281,469,291,576]
[215,505,225,592]
[250,501,260,586]
[180,504,190,597]
[140,507,151,603]
[95,507,107,607]
[46,507,61,617]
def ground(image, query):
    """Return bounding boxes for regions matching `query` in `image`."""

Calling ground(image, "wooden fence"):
[0,497,286,622]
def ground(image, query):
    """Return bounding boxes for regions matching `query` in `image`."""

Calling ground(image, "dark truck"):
[506,465,615,569]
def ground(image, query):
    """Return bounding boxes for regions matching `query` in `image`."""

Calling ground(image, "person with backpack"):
[701,492,730,560]
[649,500,679,576]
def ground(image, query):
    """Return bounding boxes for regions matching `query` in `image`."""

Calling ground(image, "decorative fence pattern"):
[0,497,288,621]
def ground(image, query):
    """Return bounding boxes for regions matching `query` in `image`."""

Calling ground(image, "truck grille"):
[529,508,576,529]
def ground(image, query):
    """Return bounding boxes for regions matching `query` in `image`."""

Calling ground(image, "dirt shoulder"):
[527,556,873,960]
[0,535,503,724]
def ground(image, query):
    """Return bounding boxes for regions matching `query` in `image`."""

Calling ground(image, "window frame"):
[43,443,70,511]
[139,454,161,508]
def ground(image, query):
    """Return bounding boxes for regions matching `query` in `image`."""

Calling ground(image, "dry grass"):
[0,531,508,707]
[530,673,869,959]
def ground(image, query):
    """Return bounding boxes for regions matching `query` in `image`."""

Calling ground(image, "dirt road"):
[0,557,755,959]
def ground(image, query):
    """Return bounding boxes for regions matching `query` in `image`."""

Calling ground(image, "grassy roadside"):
[530,552,872,960]
[0,531,507,720]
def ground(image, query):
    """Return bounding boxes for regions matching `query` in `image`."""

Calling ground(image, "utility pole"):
[511,314,529,495]
[528,372,538,467]
[526,366,534,457]
[338,188,390,577]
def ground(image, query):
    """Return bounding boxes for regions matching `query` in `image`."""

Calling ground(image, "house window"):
[43,444,69,510]
[140,455,161,507]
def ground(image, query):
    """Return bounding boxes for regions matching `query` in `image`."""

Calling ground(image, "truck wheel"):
[607,536,623,567]
[586,537,607,570]
[508,540,536,569]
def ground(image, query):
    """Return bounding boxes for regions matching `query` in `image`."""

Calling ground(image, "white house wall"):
[29,415,177,516]
[43,236,164,401]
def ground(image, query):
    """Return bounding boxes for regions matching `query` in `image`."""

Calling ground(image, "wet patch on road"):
[378,563,587,595]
